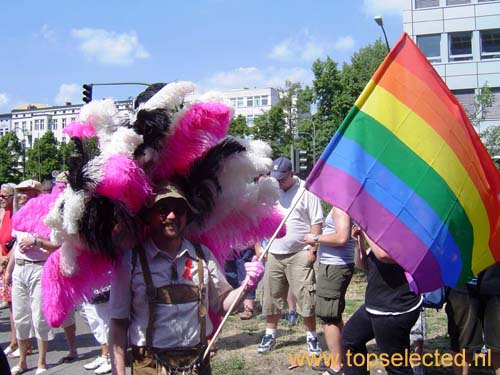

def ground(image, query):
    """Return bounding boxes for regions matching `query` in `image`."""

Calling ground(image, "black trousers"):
[342,304,420,375]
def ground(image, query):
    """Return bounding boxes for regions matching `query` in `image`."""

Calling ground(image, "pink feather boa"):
[63,120,96,139]
[42,247,113,327]
[12,191,61,238]
[96,155,153,213]
[153,102,231,180]
[188,208,286,265]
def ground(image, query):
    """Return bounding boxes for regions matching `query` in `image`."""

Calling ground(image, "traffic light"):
[82,84,93,103]
[298,149,308,172]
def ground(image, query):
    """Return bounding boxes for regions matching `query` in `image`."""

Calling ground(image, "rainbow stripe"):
[305,33,500,292]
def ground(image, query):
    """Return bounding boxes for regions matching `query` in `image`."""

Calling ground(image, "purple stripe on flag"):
[308,163,442,292]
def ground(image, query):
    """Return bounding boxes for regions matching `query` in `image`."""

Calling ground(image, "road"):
[0,305,131,375]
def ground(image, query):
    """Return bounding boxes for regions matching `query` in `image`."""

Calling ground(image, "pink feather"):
[63,121,96,139]
[96,155,153,213]
[153,102,231,180]
[12,191,61,238]
[42,247,113,327]
[188,208,286,265]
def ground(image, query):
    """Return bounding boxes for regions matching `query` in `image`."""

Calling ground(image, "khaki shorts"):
[315,263,354,323]
[262,251,316,318]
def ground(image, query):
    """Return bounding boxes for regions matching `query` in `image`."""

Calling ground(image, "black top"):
[365,251,421,313]
[478,263,500,295]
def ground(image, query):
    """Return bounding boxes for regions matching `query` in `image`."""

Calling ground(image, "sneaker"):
[257,334,276,353]
[8,348,20,358]
[288,310,298,326]
[239,307,254,320]
[94,359,112,375]
[84,355,108,370]
[307,336,322,356]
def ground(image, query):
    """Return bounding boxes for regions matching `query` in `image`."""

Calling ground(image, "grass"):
[211,271,495,374]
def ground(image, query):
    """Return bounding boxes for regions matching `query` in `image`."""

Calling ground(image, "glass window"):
[415,0,439,9]
[261,95,269,106]
[449,32,473,61]
[481,29,500,60]
[246,115,254,126]
[446,0,470,5]
[236,97,244,108]
[478,0,496,2]
[417,34,441,63]
[247,97,253,107]
[254,96,261,106]
[40,119,44,130]
[34,119,39,131]
[452,89,475,118]
[230,98,236,107]
[62,118,67,128]
[52,119,58,130]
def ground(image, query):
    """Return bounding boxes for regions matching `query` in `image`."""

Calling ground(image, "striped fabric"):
[305,33,500,292]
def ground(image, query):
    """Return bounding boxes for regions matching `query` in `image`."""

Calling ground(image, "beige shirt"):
[12,230,49,262]
[109,238,233,349]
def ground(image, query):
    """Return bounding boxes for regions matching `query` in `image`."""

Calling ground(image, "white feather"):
[141,81,196,111]
[59,241,78,276]
[99,127,143,158]
[78,99,118,133]
[62,189,86,235]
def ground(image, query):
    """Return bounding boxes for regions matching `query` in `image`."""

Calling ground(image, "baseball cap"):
[15,179,42,191]
[153,183,199,214]
[270,157,292,180]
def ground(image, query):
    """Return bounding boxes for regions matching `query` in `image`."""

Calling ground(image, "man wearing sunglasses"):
[109,183,264,375]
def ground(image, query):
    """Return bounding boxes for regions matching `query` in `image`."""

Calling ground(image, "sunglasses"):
[0,194,12,199]
[154,200,188,216]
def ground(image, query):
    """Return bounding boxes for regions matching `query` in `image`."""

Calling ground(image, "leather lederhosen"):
[131,242,210,375]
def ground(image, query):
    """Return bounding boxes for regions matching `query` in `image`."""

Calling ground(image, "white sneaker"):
[94,359,112,375]
[84,355,108,370]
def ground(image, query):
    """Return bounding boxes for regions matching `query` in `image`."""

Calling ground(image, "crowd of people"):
[0,156,499,375]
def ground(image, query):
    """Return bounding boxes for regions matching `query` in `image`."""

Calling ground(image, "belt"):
[15,259,45,266]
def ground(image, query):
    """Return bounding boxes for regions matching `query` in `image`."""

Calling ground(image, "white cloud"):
[362,0,406,15]
[54,83,80,105]
[0,93,8,107]
[334,36,355,51]
[39,24,56,41]
[269,30,354,62]
[207,66,312,89]
[71,28,150,65]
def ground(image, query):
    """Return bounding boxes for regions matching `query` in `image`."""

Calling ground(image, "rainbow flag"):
[305,33,500,292]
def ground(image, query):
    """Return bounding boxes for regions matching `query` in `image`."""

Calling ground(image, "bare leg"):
[63,323,78,357]
[36,339,49,369]
[266,314,280,330]
[14,338,29,372]
[323,321,343,372]
[303,315,317,333]
[8,304,17,350]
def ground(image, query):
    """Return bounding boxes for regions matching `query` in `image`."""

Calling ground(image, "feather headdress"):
[42,81,284,326]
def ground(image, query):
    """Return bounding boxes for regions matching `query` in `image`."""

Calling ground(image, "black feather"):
[172,137,246,226]
[132,108,171,157]
[66,137,96,192]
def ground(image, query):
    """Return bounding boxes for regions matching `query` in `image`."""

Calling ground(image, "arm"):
[19,235,60,253]
[3,250,15,286]
[109,318,129,375]
[353,226,368,272]
[304,207,350,247]
[364,235,395,264]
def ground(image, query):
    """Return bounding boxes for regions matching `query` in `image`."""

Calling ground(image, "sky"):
[0,0,407,113]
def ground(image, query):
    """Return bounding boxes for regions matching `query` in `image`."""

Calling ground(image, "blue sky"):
[0,0,406,113]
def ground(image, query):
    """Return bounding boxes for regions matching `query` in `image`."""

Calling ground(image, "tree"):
[0,132,23,183]
[312,40,387,153]
[480,125,500,158]
[253,105,288,157]
[227,115,251,138]
[25,131,60,181]
[470,83,494,132]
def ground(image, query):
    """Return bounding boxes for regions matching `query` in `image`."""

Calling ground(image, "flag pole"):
[203,186,307,360]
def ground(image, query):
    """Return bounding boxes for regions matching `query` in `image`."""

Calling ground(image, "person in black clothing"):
[341,227,422,375]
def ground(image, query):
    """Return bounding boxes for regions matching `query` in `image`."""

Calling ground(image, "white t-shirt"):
[268,176,324,255]
[12,230,50,262]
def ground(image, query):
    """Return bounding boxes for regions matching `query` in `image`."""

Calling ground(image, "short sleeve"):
[203,247,233,313]
[108,250,133,320]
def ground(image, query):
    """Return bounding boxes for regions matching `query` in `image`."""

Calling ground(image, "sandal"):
[58,355,78,364]
[3,345,16,356]
[11,365,27,375]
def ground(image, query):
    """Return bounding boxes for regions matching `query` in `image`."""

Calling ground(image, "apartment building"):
[221,87,280,125]
[403,0,500,128]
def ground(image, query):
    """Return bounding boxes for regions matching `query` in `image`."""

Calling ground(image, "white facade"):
[0,113,10,137]
[403,0,500,127]
[221,87,280,125]
[7,101,132,148]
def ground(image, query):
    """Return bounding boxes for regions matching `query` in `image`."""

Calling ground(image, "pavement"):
[0,305,131,375]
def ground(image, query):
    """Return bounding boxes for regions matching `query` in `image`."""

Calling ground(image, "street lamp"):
[374,16,390,52]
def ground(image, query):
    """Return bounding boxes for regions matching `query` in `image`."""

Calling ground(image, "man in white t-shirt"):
[258,157,324,355]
